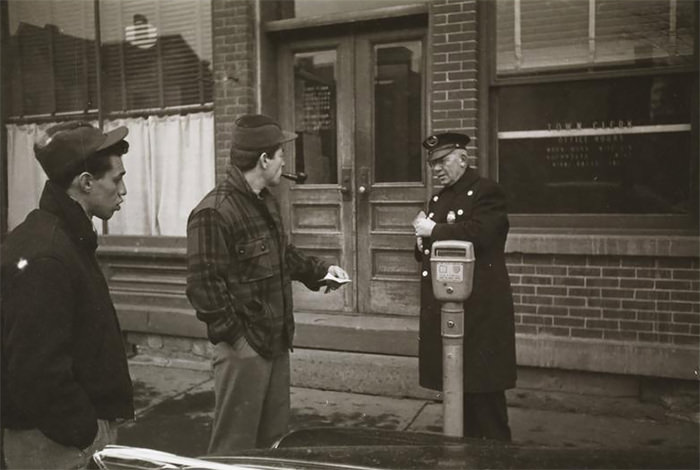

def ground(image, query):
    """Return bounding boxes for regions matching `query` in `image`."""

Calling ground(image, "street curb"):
[129,355,211,372]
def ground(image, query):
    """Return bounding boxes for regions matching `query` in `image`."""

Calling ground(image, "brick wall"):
[508,254,700,346]
[431,0,700,352]
[430,0,478,166]
[212,0,256,180]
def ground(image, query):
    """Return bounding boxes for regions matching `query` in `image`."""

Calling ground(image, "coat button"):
[428,212,434,218]
[432,195,439,202]
[238,249,244,254]
[261,244,266,251]
[467,190,474,196]
[457,209,464,215]
[422,270,428,277]
[424,249,430,255]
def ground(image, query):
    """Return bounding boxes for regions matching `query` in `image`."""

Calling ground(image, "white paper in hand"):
[320,272,352,286]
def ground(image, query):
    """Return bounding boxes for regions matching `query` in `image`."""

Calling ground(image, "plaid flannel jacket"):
[186,167,329,358]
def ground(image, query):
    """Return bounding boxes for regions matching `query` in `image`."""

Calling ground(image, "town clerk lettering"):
[546,120,633,131]
[544,120,633,174]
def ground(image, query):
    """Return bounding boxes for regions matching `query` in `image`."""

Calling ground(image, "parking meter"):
[430,239,475,438]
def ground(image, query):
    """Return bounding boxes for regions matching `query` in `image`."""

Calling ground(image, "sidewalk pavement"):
[117,356,699,459]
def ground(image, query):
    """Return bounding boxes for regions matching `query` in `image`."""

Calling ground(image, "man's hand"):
[413,211,436,237]
[324,265,350,293]
[328,265,349,280]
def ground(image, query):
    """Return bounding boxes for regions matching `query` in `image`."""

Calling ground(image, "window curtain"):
[6,122,49,230]
[5,111,214,236]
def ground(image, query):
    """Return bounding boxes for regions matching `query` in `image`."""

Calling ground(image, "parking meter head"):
[430,241,475,301]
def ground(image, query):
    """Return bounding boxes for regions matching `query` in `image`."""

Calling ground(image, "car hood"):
[221,427,699,470]
[93,428,698,470]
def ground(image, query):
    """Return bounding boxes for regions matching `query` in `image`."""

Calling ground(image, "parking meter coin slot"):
[434,248,466,257]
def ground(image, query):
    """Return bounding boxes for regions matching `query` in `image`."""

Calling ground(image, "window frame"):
[482,0,699,234]
[3,0,215,238]
[5,0,214,124]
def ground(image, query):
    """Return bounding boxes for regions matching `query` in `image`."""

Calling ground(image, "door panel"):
[278,28,427,317]
[355,31,426,316]
[288,190,348,311]
[279,37,355,313]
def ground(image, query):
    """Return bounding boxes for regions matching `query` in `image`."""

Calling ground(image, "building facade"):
[2,0,698,399]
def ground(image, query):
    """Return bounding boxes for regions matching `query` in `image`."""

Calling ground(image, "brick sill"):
[98,233,699,259]
[507,232,699,258]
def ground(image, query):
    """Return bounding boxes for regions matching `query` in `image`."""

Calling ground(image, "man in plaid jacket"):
[186,114,349,454]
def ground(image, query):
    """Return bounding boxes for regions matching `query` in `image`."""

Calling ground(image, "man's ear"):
[76,172,94,192]
[259,152,269,169]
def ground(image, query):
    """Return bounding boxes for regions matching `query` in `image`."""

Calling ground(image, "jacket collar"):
[39,181,98,252]
[227,166,270,200]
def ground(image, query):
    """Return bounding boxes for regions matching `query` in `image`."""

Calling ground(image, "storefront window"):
[6,0,215,236]
[494,0,698,223]
[499,75,694,214]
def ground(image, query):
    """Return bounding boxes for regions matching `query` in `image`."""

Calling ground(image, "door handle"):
[340,168,352,201]
[358,167,369,197]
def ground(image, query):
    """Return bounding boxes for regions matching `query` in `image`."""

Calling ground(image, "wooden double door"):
[277,26,431,317]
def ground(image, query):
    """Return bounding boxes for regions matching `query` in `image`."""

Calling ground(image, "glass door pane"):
[373,40,423,183]
[293,50,338,184]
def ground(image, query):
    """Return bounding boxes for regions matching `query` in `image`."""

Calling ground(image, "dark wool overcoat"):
[416,168,517,393]
[1,182,134,449]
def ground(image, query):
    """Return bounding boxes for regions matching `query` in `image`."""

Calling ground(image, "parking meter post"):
[430,239,474,439]
[441,301,464,437]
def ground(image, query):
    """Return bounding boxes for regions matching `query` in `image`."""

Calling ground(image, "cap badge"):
[425,135,439,148]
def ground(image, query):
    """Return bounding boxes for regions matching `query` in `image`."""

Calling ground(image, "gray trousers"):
[3,419,118,470]
[208,336,290,455]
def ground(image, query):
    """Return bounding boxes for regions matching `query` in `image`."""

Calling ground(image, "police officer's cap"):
[422,132,470,162]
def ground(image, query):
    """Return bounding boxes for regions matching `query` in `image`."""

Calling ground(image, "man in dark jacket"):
[413,132,516,441]
[1,121,134,469]
[186,114,349,454]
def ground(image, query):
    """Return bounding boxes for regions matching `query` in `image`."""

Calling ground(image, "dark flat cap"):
[422,132,470,162]
[231,114,297,152]
[34,121,128,181]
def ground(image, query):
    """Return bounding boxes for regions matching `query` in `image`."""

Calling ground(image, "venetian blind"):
[497,0,696,74]
[8,0,96,116]
[99,0,213,113]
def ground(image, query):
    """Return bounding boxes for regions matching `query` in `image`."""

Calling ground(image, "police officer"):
[413,132,516,441]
